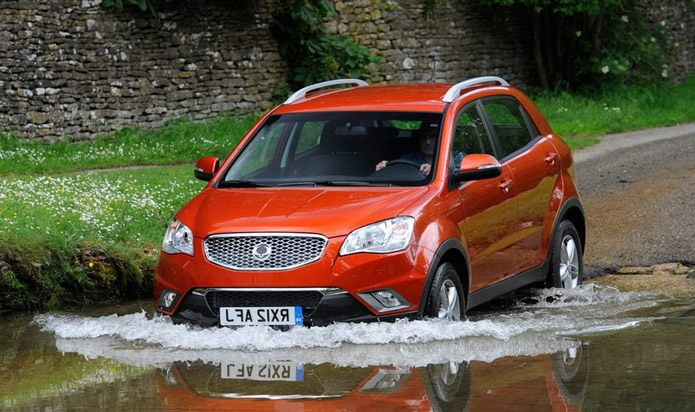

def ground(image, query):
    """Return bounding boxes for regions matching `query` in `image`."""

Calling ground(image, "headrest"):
[334,125,367,136]
[417,122,440,138]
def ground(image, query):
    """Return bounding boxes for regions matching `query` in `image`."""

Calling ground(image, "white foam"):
[35,285,659,368]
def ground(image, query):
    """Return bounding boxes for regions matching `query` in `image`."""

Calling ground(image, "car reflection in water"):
[156,347,588,412]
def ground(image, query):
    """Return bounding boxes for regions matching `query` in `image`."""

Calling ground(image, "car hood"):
[177,186,430,238]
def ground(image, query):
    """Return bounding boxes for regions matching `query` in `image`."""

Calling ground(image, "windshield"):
[221,111,443,187]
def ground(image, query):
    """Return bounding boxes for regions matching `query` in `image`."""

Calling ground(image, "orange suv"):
[154,77,585,327]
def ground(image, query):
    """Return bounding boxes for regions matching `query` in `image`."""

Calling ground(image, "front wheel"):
[425,262,466,321]
[549,220,583,289]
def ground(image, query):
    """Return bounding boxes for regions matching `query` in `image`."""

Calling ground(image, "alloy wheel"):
[437,279,461,320]
[560,235,580,289]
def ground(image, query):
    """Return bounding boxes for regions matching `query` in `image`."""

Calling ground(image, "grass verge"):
[534,76,695,149]
[0,115,257,176]
[0,166,204,311]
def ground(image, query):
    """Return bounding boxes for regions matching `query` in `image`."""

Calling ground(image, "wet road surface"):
[3,289,695,412]
[574,124,695,274]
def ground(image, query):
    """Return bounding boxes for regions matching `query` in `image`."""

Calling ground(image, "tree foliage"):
[479,0,674,90]
[271,0,380,92]
[101,0,156,16]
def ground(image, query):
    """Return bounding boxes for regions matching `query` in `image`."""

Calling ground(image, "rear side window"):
[482,99,534,158]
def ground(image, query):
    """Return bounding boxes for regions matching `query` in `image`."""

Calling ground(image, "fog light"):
[158,289,181,312]
[357,289,410,313]
[373,291,402,308]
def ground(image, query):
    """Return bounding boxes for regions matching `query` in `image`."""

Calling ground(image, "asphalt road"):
[573,123,695,276]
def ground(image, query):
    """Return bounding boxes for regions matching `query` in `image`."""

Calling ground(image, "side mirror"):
[452,154,502,183]
[194,156,220,182]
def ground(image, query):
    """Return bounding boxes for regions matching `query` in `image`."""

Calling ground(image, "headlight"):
[340,217,414,255]
[162,219,194,256]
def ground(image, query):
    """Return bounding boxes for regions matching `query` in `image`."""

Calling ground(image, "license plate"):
[219,306,303,326]
[221,362,304,381]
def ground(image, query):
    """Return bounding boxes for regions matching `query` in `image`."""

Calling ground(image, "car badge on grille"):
[252,242,272,261]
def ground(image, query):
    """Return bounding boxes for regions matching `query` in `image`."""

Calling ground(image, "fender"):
[549,197,586,254]
[416,238,471,317]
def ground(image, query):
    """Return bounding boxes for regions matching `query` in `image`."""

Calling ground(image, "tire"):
[548,220,583,289]
[423,361,473,412]
[549,346,589,404]
[425,262,466,320]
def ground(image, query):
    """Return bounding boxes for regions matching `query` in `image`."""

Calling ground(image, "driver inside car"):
[375,122,439,176]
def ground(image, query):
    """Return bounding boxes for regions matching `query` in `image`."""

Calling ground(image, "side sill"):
[468,260,549,310]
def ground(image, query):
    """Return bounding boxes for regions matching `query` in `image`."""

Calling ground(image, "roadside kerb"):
[573,122,695,164]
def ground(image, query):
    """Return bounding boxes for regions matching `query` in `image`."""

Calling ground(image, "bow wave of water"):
[34,285,660,368]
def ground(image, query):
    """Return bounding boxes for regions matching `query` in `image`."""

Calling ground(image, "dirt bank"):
[588,263,695,298]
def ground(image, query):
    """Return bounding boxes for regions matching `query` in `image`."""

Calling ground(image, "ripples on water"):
[34,284,660,368]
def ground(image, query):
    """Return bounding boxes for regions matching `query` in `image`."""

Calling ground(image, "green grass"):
[533,76,695,149]
[0,166,204,310]
[0,166,204,247]
[0,115,257,176]
[0,114,255,310]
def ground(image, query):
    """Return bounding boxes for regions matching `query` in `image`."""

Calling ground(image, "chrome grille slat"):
[204,233,327,271]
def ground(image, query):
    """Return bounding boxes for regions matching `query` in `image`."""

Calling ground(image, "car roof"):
[272,83,467,114]
[264,77,554,136]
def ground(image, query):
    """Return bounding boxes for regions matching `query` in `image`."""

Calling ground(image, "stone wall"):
[330,1,536,86]
[0,0,286,140]
[647,0,695,79]
[0,0,693,141]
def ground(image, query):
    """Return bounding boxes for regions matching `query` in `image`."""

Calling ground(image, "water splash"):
[35,284,660,368]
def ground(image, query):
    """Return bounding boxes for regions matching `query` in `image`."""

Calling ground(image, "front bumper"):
[154,236,435,327]
[166,287,417,327]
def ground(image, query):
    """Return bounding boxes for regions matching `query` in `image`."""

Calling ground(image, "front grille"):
[205,290,325,316]
[204,233,327,271]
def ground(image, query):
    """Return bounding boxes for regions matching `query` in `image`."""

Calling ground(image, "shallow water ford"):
[2,285,694,411]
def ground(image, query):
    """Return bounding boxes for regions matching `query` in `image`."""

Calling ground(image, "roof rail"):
[442,76,509,103]
[284,78,369,104]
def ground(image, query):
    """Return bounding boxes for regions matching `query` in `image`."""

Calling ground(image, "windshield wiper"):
[218,180,270,188]
[276,180,393,187]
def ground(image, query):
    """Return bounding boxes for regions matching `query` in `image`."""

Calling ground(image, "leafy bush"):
[584,8,672,91]
[272,0,380,92]
[101,0,156,16]
[479,0,677,90]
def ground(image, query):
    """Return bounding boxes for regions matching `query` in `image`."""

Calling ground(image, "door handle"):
[498,179,513,193]
[545,152,559,165]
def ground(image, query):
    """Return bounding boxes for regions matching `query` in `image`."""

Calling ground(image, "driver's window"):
[451,105,495,168]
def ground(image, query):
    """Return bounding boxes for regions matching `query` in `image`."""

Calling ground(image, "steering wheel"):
[385,159,422,169]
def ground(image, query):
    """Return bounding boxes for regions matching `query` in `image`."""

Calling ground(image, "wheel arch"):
[555,197,585,253]
[417,239,471,317]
